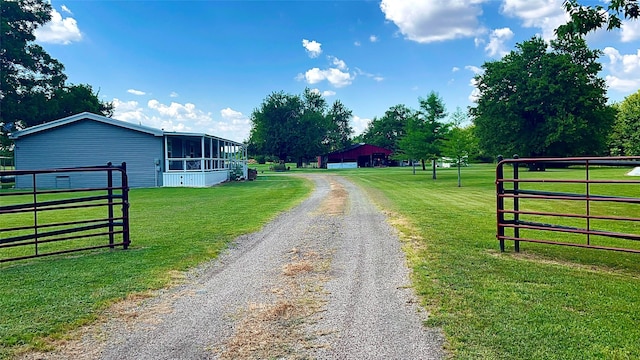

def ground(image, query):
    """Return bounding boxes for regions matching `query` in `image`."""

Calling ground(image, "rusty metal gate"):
[496,156,640,253]
[0,163,130,263]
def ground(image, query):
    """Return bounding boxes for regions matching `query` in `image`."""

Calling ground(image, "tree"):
[557,0,639,38]
[397,92,448,178]
[248,89,348,165]
[249,91,304,163]
[471,36,615,162]
[609,90,640,156]
[443,107,478,187]
[296,88,329,166]
[1,0,113,153]
[325,100,353,152]
[361,104,412,153]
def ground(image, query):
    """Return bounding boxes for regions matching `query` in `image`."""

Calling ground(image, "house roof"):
[9,112,165,139]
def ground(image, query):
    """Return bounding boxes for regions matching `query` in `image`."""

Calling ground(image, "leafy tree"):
[297,88,329,166]
[248,89,351,165]
[443,107,478,187]
[609,90,640,156]
[1,0,112,153]
[325,100,353,152]
[557,0,639,38]
[249,91,304,163]
[471,36,615,162]
[397,92,448,177]
[361,104,412,153]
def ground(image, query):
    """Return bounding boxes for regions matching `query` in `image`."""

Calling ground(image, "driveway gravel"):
[21,174,444,360]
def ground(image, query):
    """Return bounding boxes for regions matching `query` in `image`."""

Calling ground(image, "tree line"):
[250,32,640,175]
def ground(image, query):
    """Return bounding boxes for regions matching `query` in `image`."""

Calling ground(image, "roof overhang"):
[9,112,164,139]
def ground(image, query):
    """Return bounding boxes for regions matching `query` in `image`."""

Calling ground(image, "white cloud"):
[468,77,481,102]
[61,5,72,14]
[127,89,146,96]
[485,27,514,57]
[113,98,250,141]
[303,67,354,88]
[351,115,372,136]
[452,66,460,72]
[380,0,487,43]
[500,0,568,40]
[220,107,251,128]
[474,37,485,47]
[169,92,179,98]
[300,56,355,87]
[464,66,483,102]
[302,39,322,58]
[369,35,379,42]
[310,88,337,97]
[112,99,146,123]
[621,20,640,42]
[34,8,82,44]
[605,75,640,92]
[354,41,361,46]
[329,56,347,70]
[355,67,384,82]
[602,47,640,92]
[465,65,483,74]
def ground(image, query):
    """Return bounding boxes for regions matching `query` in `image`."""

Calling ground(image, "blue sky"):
[35,0,640,142]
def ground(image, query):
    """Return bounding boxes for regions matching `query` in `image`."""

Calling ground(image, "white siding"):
[327,162,358,169]
[162,170,229,187]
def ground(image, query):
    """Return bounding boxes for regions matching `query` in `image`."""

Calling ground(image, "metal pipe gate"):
[496,156,640,253]
[0,162,130,263]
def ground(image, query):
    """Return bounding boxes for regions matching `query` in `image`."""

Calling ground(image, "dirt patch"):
[317,179,347,216]
[215,248,331,359]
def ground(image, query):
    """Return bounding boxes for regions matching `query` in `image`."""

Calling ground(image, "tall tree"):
[296,88,329,166]
[397,92,448,177]
[471,36,615,161]
[609,89,640,156]
[557,0,639,38]
[361,104,412,153]
[248,89,343,165]
[443,107,477,187]
[1,0,112,153]
[325,100,353,152]
[249,91,303,163]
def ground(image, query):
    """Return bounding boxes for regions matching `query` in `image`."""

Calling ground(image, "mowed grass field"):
[338,164,640,359]
[2,164,640,359]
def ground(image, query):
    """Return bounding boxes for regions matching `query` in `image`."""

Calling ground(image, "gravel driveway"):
[22,174,444,360]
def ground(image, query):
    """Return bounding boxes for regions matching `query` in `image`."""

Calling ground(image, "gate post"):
[121,162,130,250]
[496,155,505,252]
[513,154,520,252]
[107,162,114,249]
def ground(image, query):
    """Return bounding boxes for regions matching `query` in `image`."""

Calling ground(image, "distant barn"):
[10,112,247,188]
[318,143,393,169]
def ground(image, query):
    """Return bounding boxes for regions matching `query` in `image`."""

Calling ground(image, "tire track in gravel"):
[16,174,444,360]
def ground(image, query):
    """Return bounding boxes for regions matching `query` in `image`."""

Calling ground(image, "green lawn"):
[0,174,312,358]
[339,164,640,359]
[2,165,640,359]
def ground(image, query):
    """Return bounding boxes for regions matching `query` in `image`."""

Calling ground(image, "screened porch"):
[162,133,247,187]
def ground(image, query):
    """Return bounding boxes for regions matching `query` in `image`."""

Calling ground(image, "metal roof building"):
[318,143,393,169]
